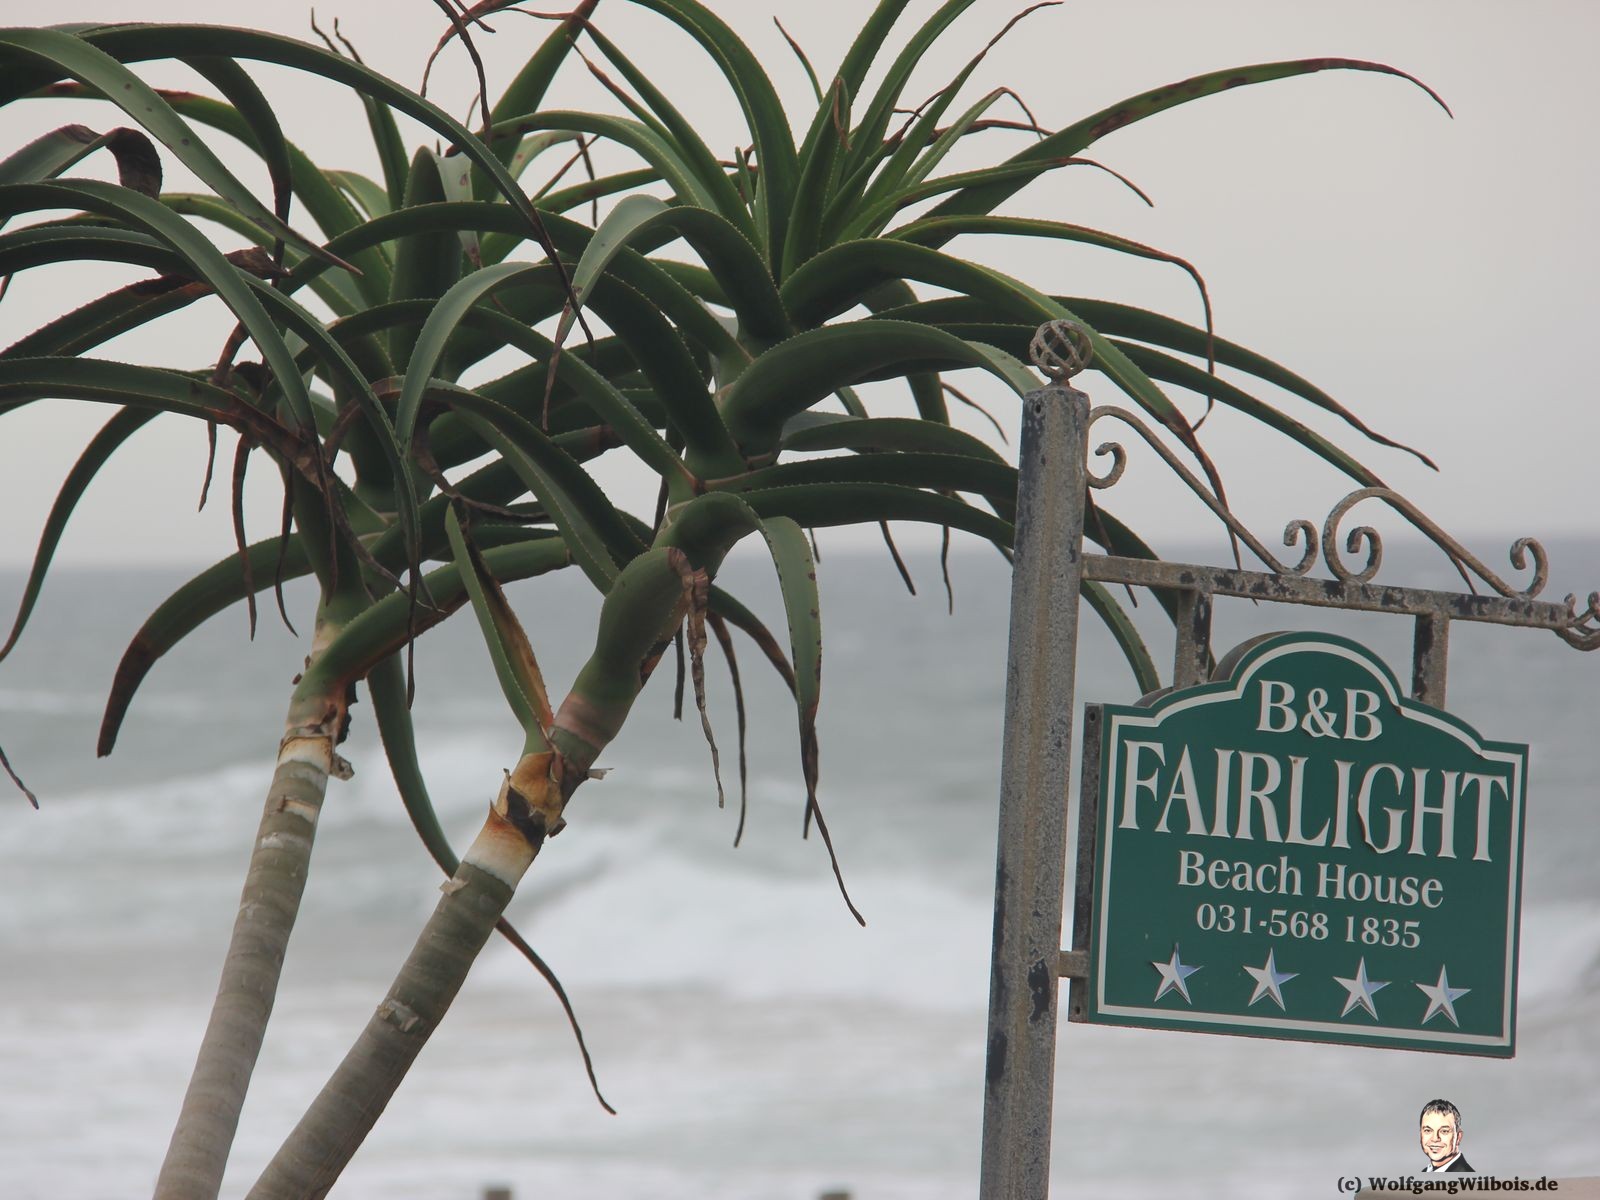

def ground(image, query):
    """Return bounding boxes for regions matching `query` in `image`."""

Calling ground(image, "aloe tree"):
[0,2,1445,1194]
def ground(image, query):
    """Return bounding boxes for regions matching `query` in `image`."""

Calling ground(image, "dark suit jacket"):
[1440,1155,1474,1173]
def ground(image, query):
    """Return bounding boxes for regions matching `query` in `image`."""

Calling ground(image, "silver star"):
[1334,957,1389,1019]
[1152,944,1201,1003]
[1243,948,1298,1011]
[1416,965,1470,1027]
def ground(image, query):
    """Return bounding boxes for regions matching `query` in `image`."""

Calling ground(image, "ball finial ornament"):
[1029,320,1094,381]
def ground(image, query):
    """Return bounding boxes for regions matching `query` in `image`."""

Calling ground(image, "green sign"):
[1081,633,1527,1056]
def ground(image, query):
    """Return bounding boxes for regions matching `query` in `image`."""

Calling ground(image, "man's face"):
[1419,1111,1461,1166]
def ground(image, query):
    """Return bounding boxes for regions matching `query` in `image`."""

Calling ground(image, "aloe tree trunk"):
[249,547,692,1193]
[246,753,555,1200]
[154,611,355,1200]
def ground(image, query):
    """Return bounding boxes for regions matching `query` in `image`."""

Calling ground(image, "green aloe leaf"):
[47,24,576,292]
[98,534,313,755]
[387,148,464,370]
[159,194,362,317]
[784,239,1226,503]
[181,55,291,247]
[286,199,741,367]
[0,28,333,262]
[720,318,1034,451]
[739,482,1012,546]
[760,515,862,924]
[839,0,1055,227]
[621,0,797,252]
[779,75,850,279]
[306,536,573,696]
[427,148,481,267]
[38,84,390,302]
[0,181,316,432]
[920,58,1449,230]
[0,222,183,280]
[567,195,788,345]
[1109,339,1385,488]
[396,262,691,487]
[1083,579,1160,694]
[0,355,266,428]
[577,23,752,232]
[481,1,597,189]
[836,0,978,185]
[878,293,1430,469]
[0,123,159,198]
[0,406,154,661]
[1063,298,1434,468]
[707,583,796,695]
[487,110,709,209]
[1,268,217,359]
[715,451,1014,501]
[443,390,638,592]
[239,274,421,568]
[892,217,1210,333]
[325,169,392,220]
[444,505,553,753]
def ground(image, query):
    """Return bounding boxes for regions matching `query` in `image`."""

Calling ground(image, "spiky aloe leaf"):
[620,0,797,252]
[0,223,185,281]
[740,483,1012,546]
[835,0,979,185]
[444,504,554,753]
[837,2,1056,229]
[567,194,788,345]
[1,267,220,359]
[784,240,1228,501]
[919,58,1449,229]
[0,28,332,262]
[719,319,1034,450]
[575,23,752,233]
[442,388,640,591]
[487,110,709,208]
[38,83,393,301]
[1061,297,1434,467]
[0,181,316,432]
[1110,340,1386,488]
[892,215,1212,344]
[1083,579,1160,694]
[716,451,1014,503]
[386,148,463,369]
[325,169,391,220]
[0,407,153,661]
[181,54,291,252]
[780,77,849,279]
[750,513,861,924]
[0,356,277,432]
[396,263,690,488]
[98,535,312,755]
[480,0,596,188]
[35,24,578,299]
[0,123,159,197]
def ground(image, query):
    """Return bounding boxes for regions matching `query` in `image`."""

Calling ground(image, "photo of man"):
[1419,1099,1474,1173]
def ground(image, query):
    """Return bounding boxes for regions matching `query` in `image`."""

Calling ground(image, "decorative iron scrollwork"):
[1086,406,1319,576]
[1081,404,1598,650]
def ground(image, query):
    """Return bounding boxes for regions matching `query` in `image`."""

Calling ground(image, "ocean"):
[1,536,1597,1198]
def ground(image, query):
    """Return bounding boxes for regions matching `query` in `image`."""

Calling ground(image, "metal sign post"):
[976,322,1599,1199]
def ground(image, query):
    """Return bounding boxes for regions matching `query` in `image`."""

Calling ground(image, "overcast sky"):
[1,1,1595,607]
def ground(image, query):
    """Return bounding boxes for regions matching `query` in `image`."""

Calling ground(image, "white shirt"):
[1422,1153,1462,1172]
